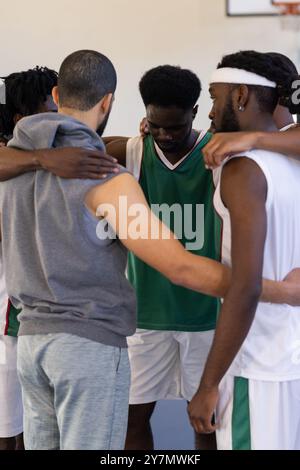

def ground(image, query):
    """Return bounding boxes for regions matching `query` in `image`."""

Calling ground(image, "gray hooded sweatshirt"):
[0,112,136,348]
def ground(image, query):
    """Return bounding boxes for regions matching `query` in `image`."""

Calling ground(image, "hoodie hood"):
[8,112,105,151]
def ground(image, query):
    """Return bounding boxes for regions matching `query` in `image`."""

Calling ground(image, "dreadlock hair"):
[217,50,300,114]
[0,66,57,139]
[266,52,299,113]
[139,65,201,110]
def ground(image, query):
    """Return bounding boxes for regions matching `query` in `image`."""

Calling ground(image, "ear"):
[99,93,114,115]
[52,86,59,106]
[13,113,23,125]
[192,105,198,119]
[236,84,250,110]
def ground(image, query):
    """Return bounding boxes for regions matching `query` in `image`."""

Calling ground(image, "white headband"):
[210,68,276,88]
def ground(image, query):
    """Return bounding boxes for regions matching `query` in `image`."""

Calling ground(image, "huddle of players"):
[0,49,300,450]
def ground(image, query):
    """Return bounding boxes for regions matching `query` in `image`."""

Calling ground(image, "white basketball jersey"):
[214,149,300,381]
[0,254,8,334]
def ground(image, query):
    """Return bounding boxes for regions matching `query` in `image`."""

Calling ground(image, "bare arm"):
[0,146,41,180]
[85,172,300,304]
[105,138,128,167]
[0,146,119,181]
[188,157,267,434]
[255,126,300,158]
[85,173,231,299]
[103,136,128,145]
[203,126,300,169]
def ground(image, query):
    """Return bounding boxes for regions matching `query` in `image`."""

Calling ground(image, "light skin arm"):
[85,173,231,298]
[85,172,300,305]
[188,157,267,434]
[203,126,300,169]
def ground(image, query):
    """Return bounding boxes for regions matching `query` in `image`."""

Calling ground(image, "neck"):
[273,105,294,130]
[241,114,278,133]
[161,129,200,164]
[58,107,98,131]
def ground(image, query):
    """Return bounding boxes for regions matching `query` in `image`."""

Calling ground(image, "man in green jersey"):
[99,64,300,450]
[104,65,220,450]
[1,63,300,451]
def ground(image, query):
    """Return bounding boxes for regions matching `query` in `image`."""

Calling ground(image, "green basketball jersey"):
[127,132,221,331]
[6,301,20,337]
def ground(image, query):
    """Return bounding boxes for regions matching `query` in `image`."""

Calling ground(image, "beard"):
[218,98,240,133]
[96,99,113,137]
[96,110,111,137]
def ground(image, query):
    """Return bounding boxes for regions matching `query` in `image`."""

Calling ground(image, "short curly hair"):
[139,65,201,110]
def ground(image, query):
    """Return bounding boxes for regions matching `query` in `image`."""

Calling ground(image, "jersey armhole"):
[126,136,144,181]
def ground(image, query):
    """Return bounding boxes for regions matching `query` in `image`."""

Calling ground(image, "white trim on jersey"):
[126,136,144,180]
[0,258,8,335]
[126,131,208,178]
[153,130,207,171]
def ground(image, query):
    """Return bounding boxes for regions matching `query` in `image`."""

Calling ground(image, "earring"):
[238,105,245,112]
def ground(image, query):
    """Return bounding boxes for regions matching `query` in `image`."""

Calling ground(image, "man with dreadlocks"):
[203,52,300,168]
[0,66,57,450]
[188,50,300,450]
[0,65,116,450]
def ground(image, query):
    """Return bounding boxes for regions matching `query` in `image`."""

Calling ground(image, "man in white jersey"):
[188,50,300,450]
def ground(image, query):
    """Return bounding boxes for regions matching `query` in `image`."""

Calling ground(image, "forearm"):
[178,253,231,298]
[200,287,260,388]
[0,147,42,181]
[103,136,127,145]
[255,130,300,159]
[261,278,294,304]
[178,254,296,305]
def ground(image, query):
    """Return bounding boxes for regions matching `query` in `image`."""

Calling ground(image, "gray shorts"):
[17,333,130,450]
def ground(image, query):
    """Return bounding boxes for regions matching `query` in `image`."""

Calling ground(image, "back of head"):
[139,65,201,110]
[0,66,57,139]
[217,50,300,114]
[58,50,117,111]
[266,52,299,112]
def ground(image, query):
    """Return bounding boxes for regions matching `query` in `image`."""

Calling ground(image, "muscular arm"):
[202,158,266,385]
[104,137,128,166]
[85,173,230,299]
[255,126,300,158]
[203,126,300,169]
[188,157,267,433]
[85,172,299,304]
[0,146,119,181]
[0,146,41,181]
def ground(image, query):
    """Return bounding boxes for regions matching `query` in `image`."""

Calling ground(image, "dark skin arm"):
[188,157,267,434]
[102,136,127,145]
[105,137,128,167]
[203,126,300,169]
[0,145,121,181]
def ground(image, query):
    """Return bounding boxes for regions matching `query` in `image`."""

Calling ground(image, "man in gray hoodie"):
[0,49,298,450]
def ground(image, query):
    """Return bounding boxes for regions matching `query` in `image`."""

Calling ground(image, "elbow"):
[248,280,262,300]
[167,263,188,287]
[232,280,262,305]
[168,269,185,287]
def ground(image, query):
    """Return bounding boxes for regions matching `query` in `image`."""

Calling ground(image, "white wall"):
[1,0,299,135]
